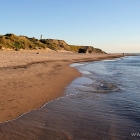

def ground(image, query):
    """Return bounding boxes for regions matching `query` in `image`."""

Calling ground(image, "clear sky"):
[1,0,140,53]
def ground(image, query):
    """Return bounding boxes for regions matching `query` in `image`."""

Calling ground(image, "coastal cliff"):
[0,33,105,53]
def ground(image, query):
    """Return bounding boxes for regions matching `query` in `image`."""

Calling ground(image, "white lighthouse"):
[40,35,43,40]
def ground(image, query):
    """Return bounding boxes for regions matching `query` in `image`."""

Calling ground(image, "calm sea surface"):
[0,56,140,140]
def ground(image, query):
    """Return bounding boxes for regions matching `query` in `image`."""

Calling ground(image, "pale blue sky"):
[1,0,140,53]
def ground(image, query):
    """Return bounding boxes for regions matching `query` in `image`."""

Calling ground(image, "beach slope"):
[0,51,123,122]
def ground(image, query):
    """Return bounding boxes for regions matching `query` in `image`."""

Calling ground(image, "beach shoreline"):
[0,51,124,122]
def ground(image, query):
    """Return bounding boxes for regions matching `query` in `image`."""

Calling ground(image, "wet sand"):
[0,50,123,122]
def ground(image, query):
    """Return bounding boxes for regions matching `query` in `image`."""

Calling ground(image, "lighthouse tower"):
[40,35,43,40]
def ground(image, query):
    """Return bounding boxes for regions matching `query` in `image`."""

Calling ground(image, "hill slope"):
[0,33,106,53]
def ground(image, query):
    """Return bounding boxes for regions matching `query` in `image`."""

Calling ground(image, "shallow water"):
[0,56,140,140]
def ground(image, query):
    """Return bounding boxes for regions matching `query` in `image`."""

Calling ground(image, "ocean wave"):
[75,80,120,93]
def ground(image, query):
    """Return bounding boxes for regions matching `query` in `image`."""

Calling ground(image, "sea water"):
[0,56,140,140]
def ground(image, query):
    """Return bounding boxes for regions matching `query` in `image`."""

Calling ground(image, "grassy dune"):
[0,33,105,53]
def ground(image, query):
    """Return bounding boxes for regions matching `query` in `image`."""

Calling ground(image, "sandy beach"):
[0,50,123,122]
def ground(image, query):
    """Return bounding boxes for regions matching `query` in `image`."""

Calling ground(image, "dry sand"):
[0,50,123,122]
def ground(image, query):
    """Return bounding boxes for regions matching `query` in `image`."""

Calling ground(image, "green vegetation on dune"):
[69,45,81,52]
[0,33,106,53]
[0,34,47,51]
[40,39,71,51]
